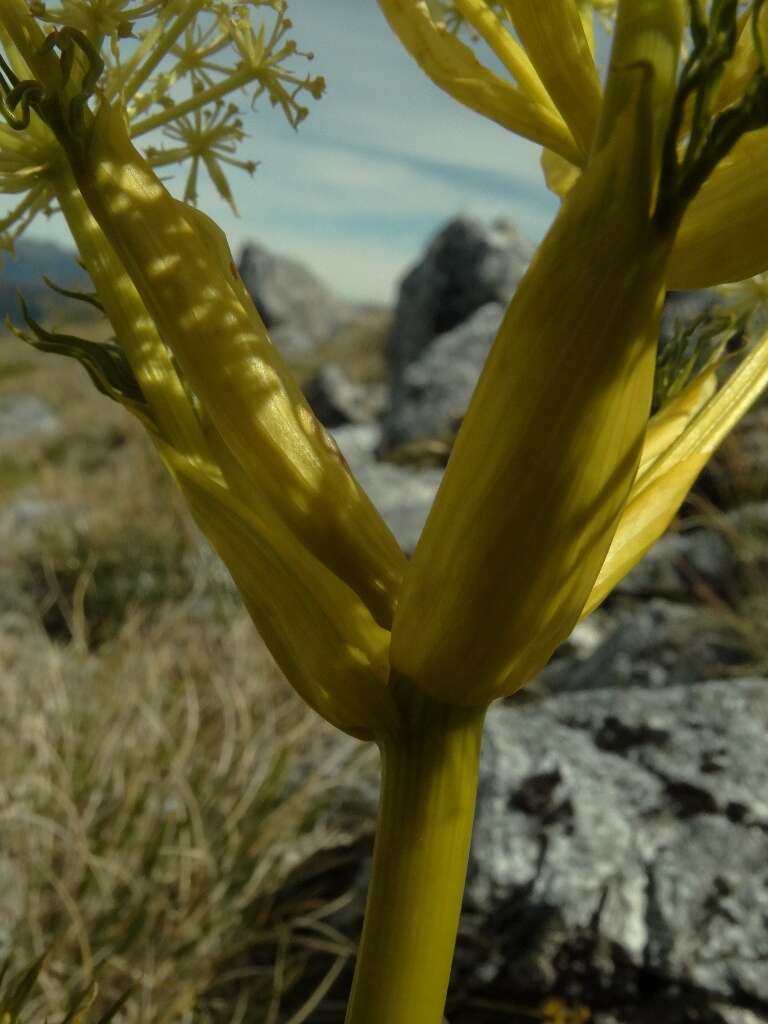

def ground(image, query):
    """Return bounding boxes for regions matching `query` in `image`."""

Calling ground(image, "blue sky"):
[18,1,561,303]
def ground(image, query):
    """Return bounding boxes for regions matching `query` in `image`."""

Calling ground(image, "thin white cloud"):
[196,133,554,302]
[226,137,546,223]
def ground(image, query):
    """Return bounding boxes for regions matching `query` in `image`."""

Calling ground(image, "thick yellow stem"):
[344,680,486,1024]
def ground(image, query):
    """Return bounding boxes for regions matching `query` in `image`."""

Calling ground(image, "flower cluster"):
[0,0,324,246]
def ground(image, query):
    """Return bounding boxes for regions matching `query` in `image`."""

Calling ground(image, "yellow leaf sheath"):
[67,100,406,631]
[390,86,672,706]
[667,129,768,289]
[499,0,603,156]
[390,1,684,706]
[161,445,396,740]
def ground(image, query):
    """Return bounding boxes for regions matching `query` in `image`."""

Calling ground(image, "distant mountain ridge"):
[0,238,89,319]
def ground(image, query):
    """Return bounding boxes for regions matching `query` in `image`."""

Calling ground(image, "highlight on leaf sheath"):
[0,0,407,742]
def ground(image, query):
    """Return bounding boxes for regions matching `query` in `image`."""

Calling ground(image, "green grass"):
[0,456,39,491]
[0,359,36,384]
[685,493,768,675]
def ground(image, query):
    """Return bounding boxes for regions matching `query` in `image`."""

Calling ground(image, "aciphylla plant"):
[4,1,768,1022]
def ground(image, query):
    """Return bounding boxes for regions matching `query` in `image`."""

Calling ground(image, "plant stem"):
[344,678,486,1024]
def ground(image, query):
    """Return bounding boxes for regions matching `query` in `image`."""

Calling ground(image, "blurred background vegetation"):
[0,288,393,1023]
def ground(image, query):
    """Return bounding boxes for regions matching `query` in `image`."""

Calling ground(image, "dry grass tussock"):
[0,325,378,1022]
[0,605,375,1022]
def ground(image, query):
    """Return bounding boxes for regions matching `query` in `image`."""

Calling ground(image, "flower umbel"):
[0,0,325,245]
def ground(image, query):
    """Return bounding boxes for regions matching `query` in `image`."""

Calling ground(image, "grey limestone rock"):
[269,319,316,359]
[383,216,532,446]
[615,528,735,600]
[661,290,719,344]
[534,598,746,696]
[0,394,59,447]
[387,216,532,381]
[237,242,353,352]
[303,363,386,428]
[383,301,505,450]
[462,679,768,1018]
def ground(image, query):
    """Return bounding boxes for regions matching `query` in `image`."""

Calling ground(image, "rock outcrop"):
[237,242,353,356]
[382,216,532,449]
[383,301,505,450]
[456,679,768,1024]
